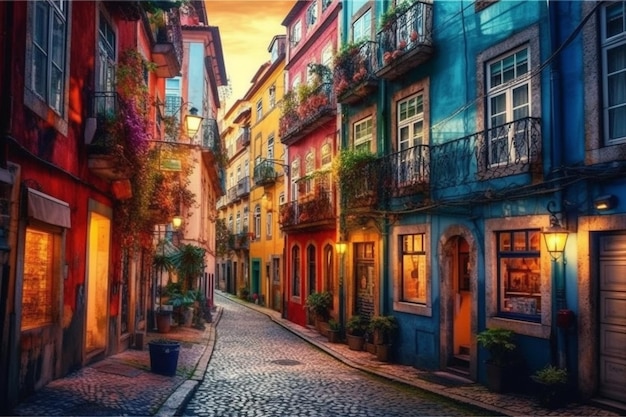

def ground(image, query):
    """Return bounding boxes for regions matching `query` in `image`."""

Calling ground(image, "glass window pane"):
[606,2,625,38]
[33,49,47,96]
[34,2,49,47]
[499,232,511,251]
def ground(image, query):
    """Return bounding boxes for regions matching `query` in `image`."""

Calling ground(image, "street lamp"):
[184,107,203,139]
[541,201,571,369]
[171,215,183,230]
[335,241,347,333]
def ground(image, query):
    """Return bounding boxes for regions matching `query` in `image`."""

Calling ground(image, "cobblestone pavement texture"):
[9,290,624,417]
[183,295,482,417]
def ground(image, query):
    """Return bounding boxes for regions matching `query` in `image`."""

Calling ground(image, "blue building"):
[334,0,626,407]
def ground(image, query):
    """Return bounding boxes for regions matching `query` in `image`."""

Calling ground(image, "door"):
[452,237,471,372]
[272,257,281,311]
[251,259,260,299]
[86,212,111,356]
[354,242,375,318]
[598,234,626,403]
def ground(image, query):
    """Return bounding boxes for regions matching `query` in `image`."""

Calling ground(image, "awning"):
[26,188,71,228]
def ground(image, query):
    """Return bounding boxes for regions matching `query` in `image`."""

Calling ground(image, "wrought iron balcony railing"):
[279,190,335,229]
[201,118,220,151]
[280,83,336,145]
[86,91,120,152]
[339,117,542,209]
[375,1,433,80]
[236,176,250,199]
[334,41,379,104]
[253,160,278,186]
[227,186,237,203]
[236,127,251,149]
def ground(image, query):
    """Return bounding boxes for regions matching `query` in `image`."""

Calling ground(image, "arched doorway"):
[439,226,478,380]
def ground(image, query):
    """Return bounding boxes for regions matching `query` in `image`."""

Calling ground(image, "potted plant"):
[346,315,368,351]
[369,315,398,362]
[531,365,569,409]
[167,289,197,326]
[477,327,520,393]
[305,291,332,325]
[327,319,341,343]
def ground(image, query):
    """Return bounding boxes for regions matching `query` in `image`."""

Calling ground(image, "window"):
[97,13,115,95]
[21,226,61,329]
[228,215,233,232]
[256,98,263,121]
[602,2,626,144]
[354,117,373,151]
[267,134,275,161]
[487,47,531,165]
[291,159,300,201]
[30,0,68,114]
[292,74,301,91]
[236,211,241,234]
[322,44,334,69]
[400,234,426,304]
[291,20,302,46]
[269,84,276,109]
[292,246,301,297]
[165,78,182,115]
[497,230,541,322]
[352,9,371,42]
[243,206,249,231]
[321,143,332,166]
[323,245,334,308]
[254,205,261,238]
[397,94,426,186]
[322,0,332,12]
[307,2,318,27]
[266,211,273,238]
[307,244,316,295]
[303,151,315,195]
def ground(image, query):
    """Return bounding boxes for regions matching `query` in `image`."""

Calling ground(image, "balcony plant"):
[333,40,368,97]
[334,148,377,207]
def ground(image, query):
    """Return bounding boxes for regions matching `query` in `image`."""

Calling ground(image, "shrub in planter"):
[531,365,569,409]
[327,319,341,343]
[368,315,397,345]
[477,327,521,393]
[346,315,368,351]
[305,291,332,322]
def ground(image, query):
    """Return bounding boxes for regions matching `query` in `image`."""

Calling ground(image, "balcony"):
[230,232,250,250]
[279,190,335,231]
[378,145,430,198]
[253,160,279,187]
[150,9,184,78]
[236,176,250,199]
[236,127,251,150]
[429,117,541,189]
[338,117,542,209]
[334,41,378,104]
[227,186,237,204]
[280,83,336,146]
[86,92,133,181]
[375,1,433,80]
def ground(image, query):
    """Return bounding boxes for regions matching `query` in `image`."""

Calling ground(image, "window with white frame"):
[292,245,301,297]
[267,134,275,161]
[236,211,241,234]
[496,229,541,322]
[354,117,373,151]
[486,47,531,165]
[228,214,233,232]
[291,20,302,46]
[322,44,333,68]
[291,159,300,201]
[321,142,332,166]
[400,234,426,304]
[266,211,273,238]
[602,2,626,144]
[307,2,318,27]
[254,205,261,238]
[256,98,263,121]
[243,206,249,231]
[269,84,276,109]
[29,0,69,115]
[397,94,426,185]
[352,9,372,42]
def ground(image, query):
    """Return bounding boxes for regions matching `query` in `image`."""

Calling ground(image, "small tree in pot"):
[531,365,569,409]
[477,327,521,393]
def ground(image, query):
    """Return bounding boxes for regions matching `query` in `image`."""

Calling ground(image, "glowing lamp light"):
[542,215,569,260]
[184,107,203,139]
[335,241,347,255]
[171,215,183,230]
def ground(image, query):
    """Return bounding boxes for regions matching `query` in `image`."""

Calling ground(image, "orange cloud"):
[206,1,293,106]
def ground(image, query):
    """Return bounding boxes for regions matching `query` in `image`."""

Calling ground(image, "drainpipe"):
[548,0,562,173]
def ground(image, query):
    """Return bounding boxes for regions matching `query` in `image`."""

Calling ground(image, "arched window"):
[292,245,301,297]
[307,244,316,295]
[254,205,261,238]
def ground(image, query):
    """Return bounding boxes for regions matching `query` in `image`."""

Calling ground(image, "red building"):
[0,1,223,410]
[279,0,341,327]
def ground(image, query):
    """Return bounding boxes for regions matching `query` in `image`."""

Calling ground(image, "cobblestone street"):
[184,295,485,417]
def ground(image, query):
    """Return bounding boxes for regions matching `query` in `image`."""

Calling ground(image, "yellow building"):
[216,99,251,296]
[244,35,288,312]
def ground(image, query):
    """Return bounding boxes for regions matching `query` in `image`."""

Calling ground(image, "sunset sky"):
[206,1,294,110]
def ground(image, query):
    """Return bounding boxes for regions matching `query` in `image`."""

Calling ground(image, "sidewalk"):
[10,292,625,416]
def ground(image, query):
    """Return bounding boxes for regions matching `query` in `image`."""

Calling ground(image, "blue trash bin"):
[148,340,180,376]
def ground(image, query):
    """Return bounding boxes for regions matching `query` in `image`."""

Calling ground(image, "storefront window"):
[497,229,541,321]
